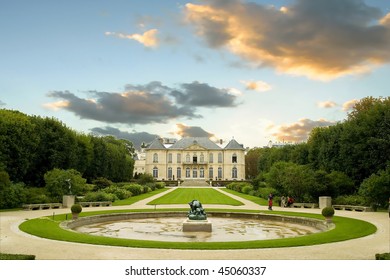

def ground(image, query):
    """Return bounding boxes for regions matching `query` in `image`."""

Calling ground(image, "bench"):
[291,203,318,209]
[332,205,373,212]
[79,201,112,207]
[23,203,62,210]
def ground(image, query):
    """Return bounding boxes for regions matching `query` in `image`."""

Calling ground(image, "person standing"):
[268,193,273,210]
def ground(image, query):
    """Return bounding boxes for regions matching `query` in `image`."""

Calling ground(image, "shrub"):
[123,184,143,196]
[138,173,155,185]
[257,187,278,200]
[103,185,132,200]
[333,195,367,206]
[82,191,116,202]
[71,204,82,214]
[375,253,390,260]
[321,206,335,218]
[92,177,113,191]
[154,182,166,189]
[241,184,254,194]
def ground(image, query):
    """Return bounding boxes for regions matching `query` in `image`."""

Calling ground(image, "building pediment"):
[184,144,207,151]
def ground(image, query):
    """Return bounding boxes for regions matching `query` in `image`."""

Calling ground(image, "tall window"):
[232,167,238,179]
[153,167,158,178]
[193,155,197,163]
[168,153,172,163]
[177,154,181,163]
[186,154,190,163]
[232,153,237,163]
[209,167,213,179]
[193,168,198,178]
[177,167,181,179]
[200,153,204,163]
[168,167,172,179]
[153,153,158,163]
[209,153,214,163]
[218,152,223,163]
[218,167,222,179]
[200,167,204,178]
[186,167,190,178]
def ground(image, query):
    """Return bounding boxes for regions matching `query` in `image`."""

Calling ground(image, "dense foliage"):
[0,109,135,185]
[245,97,390,207]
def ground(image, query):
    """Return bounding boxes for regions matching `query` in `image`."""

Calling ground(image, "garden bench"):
[78,201,112,207]
[23,203,62,210]
[332,205,373,212]
[291,202,318,209]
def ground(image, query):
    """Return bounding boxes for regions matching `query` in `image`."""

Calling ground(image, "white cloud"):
[342,99,359,111]
[241,80,272,92]
[105,29,159,47]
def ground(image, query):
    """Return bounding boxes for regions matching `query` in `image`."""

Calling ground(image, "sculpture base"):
[182,219,212,232]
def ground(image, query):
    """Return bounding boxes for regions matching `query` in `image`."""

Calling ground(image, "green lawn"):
[147,188,244,206]
[221,188,268,206]
[113,188,168,206]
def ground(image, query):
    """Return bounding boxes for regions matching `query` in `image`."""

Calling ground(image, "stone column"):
[62,195,75,208]
[319,196,332,209]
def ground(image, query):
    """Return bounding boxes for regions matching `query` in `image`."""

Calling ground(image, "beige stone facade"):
[135,137,245,181]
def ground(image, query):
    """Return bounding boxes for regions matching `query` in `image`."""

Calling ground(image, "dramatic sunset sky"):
[1,0,389,148]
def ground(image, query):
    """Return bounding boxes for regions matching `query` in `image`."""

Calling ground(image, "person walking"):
[268,193,273,210]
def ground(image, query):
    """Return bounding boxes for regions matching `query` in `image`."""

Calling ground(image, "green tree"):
[359,167,390,208]
[44,169,86,201]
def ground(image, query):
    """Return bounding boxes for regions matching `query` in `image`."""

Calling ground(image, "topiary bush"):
[71,204,82,214]
[321,206,335,218]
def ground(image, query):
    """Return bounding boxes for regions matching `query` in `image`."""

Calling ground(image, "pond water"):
[74,217,322,242]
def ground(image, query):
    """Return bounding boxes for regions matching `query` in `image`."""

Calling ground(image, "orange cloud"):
[241,80,272,92]
[342,99,359,111]
[269,118,335,142]
[105,29,159,47]
[185,0,390,80]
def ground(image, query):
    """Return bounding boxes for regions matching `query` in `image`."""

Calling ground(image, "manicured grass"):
[0,253,35,260]
[19,208,377,250]
[221,188,268,206]
[112,188,168,206]
[147,188,244,206]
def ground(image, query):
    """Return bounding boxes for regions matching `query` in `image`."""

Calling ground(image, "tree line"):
[245,97,390,207]
[0,109,135,187]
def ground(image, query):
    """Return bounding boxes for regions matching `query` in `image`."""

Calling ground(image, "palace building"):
[134,137,246,181]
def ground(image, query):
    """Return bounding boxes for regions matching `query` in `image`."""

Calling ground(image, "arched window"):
[193,168,198,178]
[232,153,237,163]
[218,167,223,179]
[218,152,223,163]
[177,154,181,163]
[200,153,204,163]
[153,153,158,163]
[209,167,213,179]
[200,167,204,178]
[168,167,172,179]
[153,167,158,178]
[177,167,181,179]
[232,167,238,179]
[209,153,214,163]
[186,167,190,178]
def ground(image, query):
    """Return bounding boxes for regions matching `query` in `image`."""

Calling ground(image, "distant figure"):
[281,196,286,207]
[287,196,294,207]
[268,193,273,210]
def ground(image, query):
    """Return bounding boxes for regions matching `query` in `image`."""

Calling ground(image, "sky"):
[1,0,389,149]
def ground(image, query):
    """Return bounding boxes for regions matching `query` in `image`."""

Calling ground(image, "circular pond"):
[67,212,327,242]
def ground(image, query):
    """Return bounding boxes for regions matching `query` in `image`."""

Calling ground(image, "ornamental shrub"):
[123,184,143,195]
[321,206,335,218]
[71,204,82,214]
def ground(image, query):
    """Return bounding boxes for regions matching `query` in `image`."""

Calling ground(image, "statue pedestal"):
[183,219,212,232]
[62,195,75,208]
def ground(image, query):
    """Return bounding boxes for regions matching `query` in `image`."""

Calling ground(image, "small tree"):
[44,169,86,201]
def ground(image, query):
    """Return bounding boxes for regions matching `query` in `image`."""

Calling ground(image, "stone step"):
[180,180,209,187]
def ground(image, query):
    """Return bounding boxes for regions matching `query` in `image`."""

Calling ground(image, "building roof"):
[146,138,166,150]
[169,137,222,150]
[224,139,245,150]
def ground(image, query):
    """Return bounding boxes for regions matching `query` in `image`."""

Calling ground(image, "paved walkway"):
[0,187,389,260]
